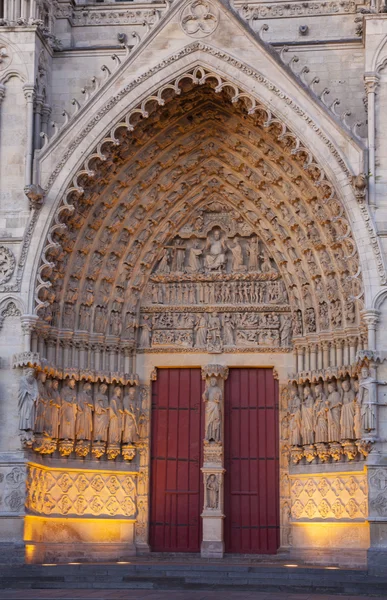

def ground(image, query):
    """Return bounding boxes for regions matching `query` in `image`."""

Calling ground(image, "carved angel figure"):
[203,377,222,443]
[228,236,246,272]
[18,368,38,432]
[186,242,202,274]
[204,229,227,271]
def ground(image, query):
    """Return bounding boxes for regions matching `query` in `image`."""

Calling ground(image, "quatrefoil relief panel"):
[180,0,219,38]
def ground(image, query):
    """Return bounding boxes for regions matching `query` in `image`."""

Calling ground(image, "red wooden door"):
[224,368,279,554]
[150,368,203,552]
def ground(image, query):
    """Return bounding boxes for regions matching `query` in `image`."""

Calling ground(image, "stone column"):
[200,364,228,558]
[361,309,380,351]
[23,84,35,187]
[364,73,379,207]
[20,314,38,352]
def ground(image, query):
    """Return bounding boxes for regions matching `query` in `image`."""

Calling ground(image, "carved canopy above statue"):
[33,76,364,356]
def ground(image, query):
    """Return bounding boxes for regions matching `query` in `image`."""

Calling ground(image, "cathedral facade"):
[1,0,387,573]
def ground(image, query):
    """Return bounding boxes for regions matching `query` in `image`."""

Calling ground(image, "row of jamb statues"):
[18,369,146,460]
[287,371,374,463]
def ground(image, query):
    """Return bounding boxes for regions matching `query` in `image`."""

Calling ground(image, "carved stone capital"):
[201,364,229,380]
[364,73,380,95]
[12,351,41,369]
[23,84,36,103]
[361,309,380,328]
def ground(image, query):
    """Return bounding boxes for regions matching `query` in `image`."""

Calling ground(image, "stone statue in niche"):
[204,229,227,272]
[313,383,328,443]
[301,385,314,445]
[76,382,93,441]
[93,383,109,443]
[228,236,246,272]
[59,379,77,440]
[34,372,48,434]
[18,368,38,438]
[186,241,203,274]
[327,380,342,442]
[353,379,362,439]
[44,379,61,439]
[289,387,302,446]
[203,377,222,443]
[358,367,377,432]
[206,474,220,509]
[340,379,355,440]
[171,238,186,274]
[122,387,138,444]
[108,386,123,445]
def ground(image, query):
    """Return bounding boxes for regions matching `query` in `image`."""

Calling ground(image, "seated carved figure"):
[204,230,227,271]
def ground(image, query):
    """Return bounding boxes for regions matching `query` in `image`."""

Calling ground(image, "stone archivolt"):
[32,76,363,372]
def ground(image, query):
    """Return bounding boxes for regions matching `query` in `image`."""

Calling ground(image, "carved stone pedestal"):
[200,364,228,558]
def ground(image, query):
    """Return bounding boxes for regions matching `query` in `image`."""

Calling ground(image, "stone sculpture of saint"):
[288,388,302,446]
[261,252,274,273]
[93,383,109,443]
[34,372,48,434]
[44,379,61,439]
[206,474,219,509]
[340,379,355,440]
[59,379,77,440]
[207,312,222,349]
[223,313,235,346]
[108,386,123,445]
[186,242,202,274]
[301,385,314,445]
[157,248,170,274]
[76,382,93,441]
[203,377,222,443]
[122,387,139,444]
[248,236,259,271]
[195,314,207,347]
[18,368,38,433]
[139,316,152,348]
[204,229,227,271]
[353,379,362,439]
[172,238,186,274]
[228,236,246,272]
[327,380,342,442]
[358,367,377,432]
[313,383,328,443]
[279,315,292,347]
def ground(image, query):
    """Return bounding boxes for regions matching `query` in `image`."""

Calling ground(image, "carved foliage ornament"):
[0,246,16,284]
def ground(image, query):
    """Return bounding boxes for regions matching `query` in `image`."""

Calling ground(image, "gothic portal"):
[1,0,387,574]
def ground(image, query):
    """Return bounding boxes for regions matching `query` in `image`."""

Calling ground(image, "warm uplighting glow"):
[42,564,57,566]
[117,561,131,564]
[325,566,340,570]
[68,562,81,565]
[284,564,298,567]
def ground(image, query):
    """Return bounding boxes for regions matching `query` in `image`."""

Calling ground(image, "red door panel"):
[150,368,203,552]
[224,368,279,554]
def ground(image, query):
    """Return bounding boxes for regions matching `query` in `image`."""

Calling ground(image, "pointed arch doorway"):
[149,366,279,555]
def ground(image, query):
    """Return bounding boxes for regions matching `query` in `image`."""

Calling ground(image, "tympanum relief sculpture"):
[140,207,292,353]
[287,374,375,465]
[17,369,147,461]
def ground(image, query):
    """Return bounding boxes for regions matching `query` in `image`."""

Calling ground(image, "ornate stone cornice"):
[202,364,229,380]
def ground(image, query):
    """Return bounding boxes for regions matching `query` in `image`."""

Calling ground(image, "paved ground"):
[0,591,386,600]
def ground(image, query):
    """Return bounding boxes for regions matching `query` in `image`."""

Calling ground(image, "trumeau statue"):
[18,368,38,434]
[203,377,222,443]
